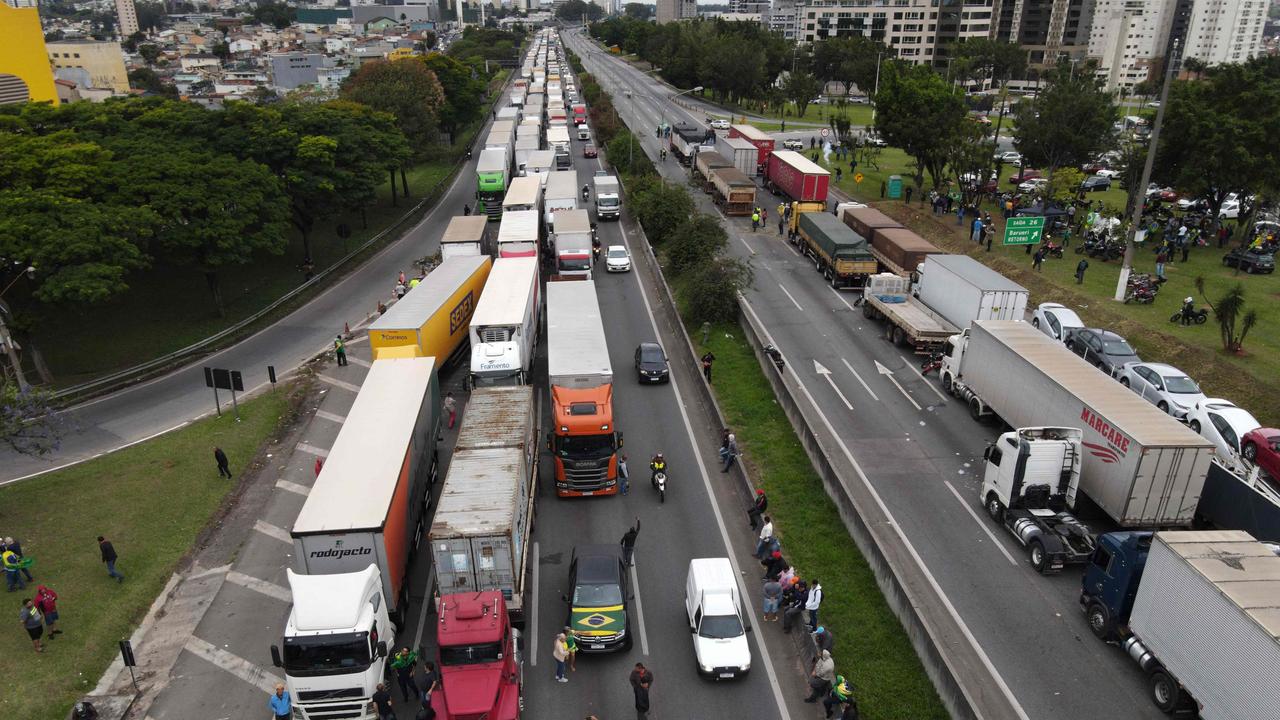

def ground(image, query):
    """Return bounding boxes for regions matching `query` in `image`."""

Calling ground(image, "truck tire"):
[1029,540,1050,574]
[984,493,1005,522]
[862,302,873,319]
[1085,601,1114,640]
[891,326,904,346]
[941,373,953,394]
[1148,669,1182,714]
[968,396,983,421]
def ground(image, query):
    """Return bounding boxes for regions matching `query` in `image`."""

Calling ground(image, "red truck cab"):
[571,103,588,125]
[433,591,522,720]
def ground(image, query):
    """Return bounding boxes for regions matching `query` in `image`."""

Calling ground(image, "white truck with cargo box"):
[716,135,758,177]
[547,280,611,389]
[551,208,593,280]
[514,135,541,175]
[940,321,1216,527]
[593,174,621,221]
[502,176,542,214]
[543,170,579,228]
[496,208,540,259]
[524,150,556,187]
[914,254,1028,330]
[441,215,492,259]
[469,257,540,386]
[685,558,752,679]
[430,385,538,624]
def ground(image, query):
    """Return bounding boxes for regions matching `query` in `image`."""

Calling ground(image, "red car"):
[1242,428,1280,480]
[1007,168,1043,184]
[583,144,598,158]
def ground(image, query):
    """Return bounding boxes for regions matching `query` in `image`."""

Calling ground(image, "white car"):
[1031,302,1084,343]
[1185,398,1262,470]
[605,245,631,272]
[709,118,730,130]
[996,151,1022,165]
[1018,177,1049,193]
[1117,363,1207,419]
[782,138,804,151]
[1094,168,1119,179]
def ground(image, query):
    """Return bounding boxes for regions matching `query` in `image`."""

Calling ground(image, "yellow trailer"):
[369,255,492,361]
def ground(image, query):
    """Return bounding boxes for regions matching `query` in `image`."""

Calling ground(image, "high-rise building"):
[794,0,992,64]
[0,1,58,105]
[115,0,139,37]
[991,0,1095,68]
[47,40,131,94]
[766,0,799,41]
[656,0,696,24]
[1183,0,1267,64]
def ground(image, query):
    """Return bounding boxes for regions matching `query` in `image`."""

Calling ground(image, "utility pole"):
[1115,37,1180,302]
[870,51,883,124]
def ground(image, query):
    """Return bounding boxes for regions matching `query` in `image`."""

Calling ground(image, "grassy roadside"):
[690,319,947,720]
[0,387,299,719]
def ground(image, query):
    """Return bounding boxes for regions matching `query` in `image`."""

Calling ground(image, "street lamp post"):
[871,51,884,125]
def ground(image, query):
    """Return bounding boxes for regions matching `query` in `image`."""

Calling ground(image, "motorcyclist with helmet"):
[1181,296,1195,325]
[649,452,667,488]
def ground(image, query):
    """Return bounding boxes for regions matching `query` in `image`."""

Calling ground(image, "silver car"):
[1031,303,1084,343]
[1117,362,1207,419]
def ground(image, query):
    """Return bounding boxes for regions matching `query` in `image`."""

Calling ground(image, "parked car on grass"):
[1066,328,1141,377]
[1008,168,1043,185]
[995,151,1022,165]
[1031,302,1084,343]
[1080,175,1112,192]
[1117,363,1207,419]
[1186,399,1262,471]
[1019,177,1050,193]
[1223,246,1275,273]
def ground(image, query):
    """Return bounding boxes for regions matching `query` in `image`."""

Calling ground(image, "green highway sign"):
[1003,216,1045,245]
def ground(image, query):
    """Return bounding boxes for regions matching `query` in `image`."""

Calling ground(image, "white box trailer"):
[1129,531,1280,720]
[469,257,540,386]
[430,386,538,621]
[525,150,556,187]
[547,280,611,389]
[496,106,519,123]
[551,208,592,280]
[594,174,621,221]
[502,175,542,214]
[547,125,571,154]
[941,321,1215,527]
[291,357,440,617]
[717,135,759,177]
[441,215,492,259]
[544,170,579,228]
[915,254,1028,330]
[514,135,541,175]
[496,208,540,259]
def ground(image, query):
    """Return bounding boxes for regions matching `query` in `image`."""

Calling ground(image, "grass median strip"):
[692,322,947,720]
[0,388,298,719]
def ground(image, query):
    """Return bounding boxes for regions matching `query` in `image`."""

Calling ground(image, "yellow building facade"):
[0,3,59,105]
[47,40,130,94]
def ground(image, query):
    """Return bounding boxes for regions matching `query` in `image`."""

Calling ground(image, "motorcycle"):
[1124,285,1158,304]
[652,470,666,503]
[920,351,944,376]
[1042,240,1065,259]
[1170,307,1209,325]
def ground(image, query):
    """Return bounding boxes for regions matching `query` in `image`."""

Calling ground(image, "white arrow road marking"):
[875,360,922,411]
[778,283,804,312]
[814,360,854,410]
[899,354,950,403]
[840,357,879,401]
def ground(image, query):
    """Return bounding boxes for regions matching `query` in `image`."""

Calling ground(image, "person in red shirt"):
[35,584,61,637]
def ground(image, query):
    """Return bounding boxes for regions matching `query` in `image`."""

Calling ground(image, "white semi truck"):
[469,256,540,386]
[496,208,540,259]
[551,208,593,280]
[543,169,579,229]
[272,357,440,720]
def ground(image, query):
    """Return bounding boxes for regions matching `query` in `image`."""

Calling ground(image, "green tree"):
[623,2,651,19]
[680,256,753,324]
[784,71,822,119]
[252,0,296,29]
[341,58,445,157]
[422,53,485,137]
[128,67,177,96]
[138,43,161,65]
[0,383,64,456]
[1205,282,1258,354]
[605,130,652,178]
[946,39,1027,87]
[945,121,996,205]
[1013,60,1117,177]
[1046,167,1086,205]
[663,214,727,276]
[557,0,603,21]
[874,64,968,192]
[630,176,694,245]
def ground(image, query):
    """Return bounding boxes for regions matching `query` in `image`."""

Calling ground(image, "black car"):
[635,342,669,383]
[1080,175,1111,192]
[565,545,631,653]
[1067,328,1141,377]
[1222,246,1275,274]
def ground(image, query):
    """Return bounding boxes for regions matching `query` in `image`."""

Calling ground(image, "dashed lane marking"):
[314,409,346,425]
[252,519,292,545]
[275,479,310,497]
[317,375,361,393]
[294,442,329,458]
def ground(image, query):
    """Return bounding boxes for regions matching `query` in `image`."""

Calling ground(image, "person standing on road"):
[19,597,43,652]
[619,454,630,495]
[334,335,348,366]
[420,660,440,707]
[751,210,760,231]
[269,683,292,720]
[391,647,420,701]
[34,584,60,638]
[747,489,768,530]
[553,632,570,682]
[754,516,774,559]
[372,682,396,720]
[97,536,124,583]
[805,579,824,629]
[804,649,836,702]
[620,519,641,567]
[721,433,738,473]
[629,663,654,720]
[214,446,232,479]
[823,675,853,719]
[701,351,715,383]
[778,215,785,236]
[444,393,457,429]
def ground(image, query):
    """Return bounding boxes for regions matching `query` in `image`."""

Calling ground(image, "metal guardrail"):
[49,83,511,406]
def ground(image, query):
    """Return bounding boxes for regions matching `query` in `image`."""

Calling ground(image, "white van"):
[684,558,751,679]
[577,125,591,141]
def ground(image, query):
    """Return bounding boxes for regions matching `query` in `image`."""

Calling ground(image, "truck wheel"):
[984,493,1005,522]
[968,396,983,421]
[1085,601,1114,640]
[1148,669,1182,714]
[1029,540,1050,574]
[862,302,873,319]
[941,374,953,394]
[891,326,904,346]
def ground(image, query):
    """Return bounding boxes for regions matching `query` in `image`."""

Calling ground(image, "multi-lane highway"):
[564,27,1164,720]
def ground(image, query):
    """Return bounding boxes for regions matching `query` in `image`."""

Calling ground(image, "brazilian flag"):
[571,604,625,636]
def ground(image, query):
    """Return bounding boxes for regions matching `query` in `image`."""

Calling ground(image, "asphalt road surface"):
[564,27,1165,720]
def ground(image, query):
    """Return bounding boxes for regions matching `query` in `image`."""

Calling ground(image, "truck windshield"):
[559,256,592,271]
[598,197,619,208]
[439,642,503,666]
[556,434,615,457]
[698,614,744,640]
[282,633,371,676]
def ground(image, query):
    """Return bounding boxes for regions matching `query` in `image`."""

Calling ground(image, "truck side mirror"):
[983,446,992,461]
[270,645,283,668]
[561,593,569,603]
[616,432,624,448]
[376,641,388,658]
[546,433,554,452]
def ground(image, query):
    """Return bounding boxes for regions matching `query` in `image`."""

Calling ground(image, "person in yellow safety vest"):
[408,277,421,289]
[3,548,25,592]
[823,674,853,718]
[649,452,667,488]
[751,211,761,232]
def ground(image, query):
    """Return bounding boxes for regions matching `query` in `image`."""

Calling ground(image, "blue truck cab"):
[1079,531,1151,640]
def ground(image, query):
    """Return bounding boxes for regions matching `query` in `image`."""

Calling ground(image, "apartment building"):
[46,39,130,94]
[115,0,139,37]
[657,0,697,24]
[0,0,58,105]
[795,0,993,63]
[1183,0,1268,64]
